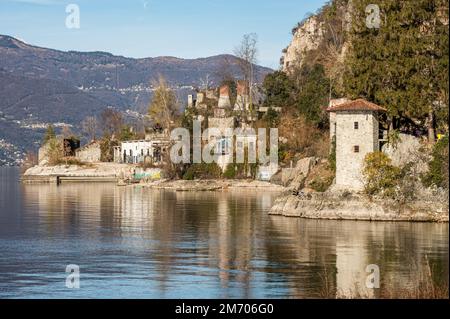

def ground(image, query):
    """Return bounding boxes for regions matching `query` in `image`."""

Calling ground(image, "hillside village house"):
[113,130,171,165]
[327,98,387,191]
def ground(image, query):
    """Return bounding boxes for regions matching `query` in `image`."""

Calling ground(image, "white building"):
[119,140,154,164]
[327,99,387,191]
[115,132,171,164]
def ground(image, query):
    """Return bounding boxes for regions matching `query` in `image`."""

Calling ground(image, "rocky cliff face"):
[281,0,352,74]
[281,16,325,72]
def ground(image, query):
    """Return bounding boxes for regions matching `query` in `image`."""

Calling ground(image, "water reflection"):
[0,167,448,298]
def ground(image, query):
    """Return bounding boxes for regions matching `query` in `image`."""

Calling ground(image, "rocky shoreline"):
[269,191,449,222]
[21,163,132,183]
[140,179,285,192]
[21,163,448,222]
[21,164,285,191]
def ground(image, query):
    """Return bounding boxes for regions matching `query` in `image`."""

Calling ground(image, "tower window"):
[353,145,360,153]
[354,122,359,129]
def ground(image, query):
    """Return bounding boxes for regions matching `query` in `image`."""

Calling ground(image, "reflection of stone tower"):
[327,99,386,191]
[217,196,231,288]
[234,81,249,111]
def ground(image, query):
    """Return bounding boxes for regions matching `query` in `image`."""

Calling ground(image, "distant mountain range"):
[0,34,272,165]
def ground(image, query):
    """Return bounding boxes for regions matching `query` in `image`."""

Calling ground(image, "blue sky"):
[0,0,327,68]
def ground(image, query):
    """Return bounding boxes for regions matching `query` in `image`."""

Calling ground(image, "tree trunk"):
[427,107,436,143]
[389,118,394,132]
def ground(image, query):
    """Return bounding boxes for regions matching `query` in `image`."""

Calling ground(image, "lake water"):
[0,167,448,298]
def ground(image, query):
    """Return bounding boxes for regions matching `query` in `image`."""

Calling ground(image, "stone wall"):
[76,144,101,163]
[382,133,424,167]
[38,143,50,164]
[207,117,235,131]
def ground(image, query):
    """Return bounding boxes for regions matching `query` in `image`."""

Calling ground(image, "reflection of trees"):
[175,190,262,298]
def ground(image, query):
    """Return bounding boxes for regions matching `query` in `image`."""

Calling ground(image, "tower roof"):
[326,99,387,112]
[236,80,249,95]
[218,85,231,108]
[219,85,230,97]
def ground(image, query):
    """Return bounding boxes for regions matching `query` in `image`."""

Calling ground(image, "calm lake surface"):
[0,167,448,298]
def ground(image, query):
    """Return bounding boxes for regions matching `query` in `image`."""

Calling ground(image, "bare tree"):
[100,108,123,137]
[320,21,346,101]
[200,74,213,91]
[148,76,179,131]
[81,116,98,141]
[234,33,258,110]
[61,125,74,138]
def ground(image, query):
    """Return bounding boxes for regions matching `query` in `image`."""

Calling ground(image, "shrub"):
[363,152,401,198]
[182,169,195,180]
[42,124,56,145]
[23,151,38,168]
[99,137,118,162]
[20,151,38,173]
[278,112,328,158]
[182,163,222,180]
[222,163,257,179]
[46,138,64,165]
[307,161,335,192]
[309,175,334,192]
[387,129,401,149]
[423,136,449,189]
[223,164,237,179]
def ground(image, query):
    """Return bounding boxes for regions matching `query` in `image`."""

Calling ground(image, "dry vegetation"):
[318,258,448,299]
[305,160,335,192]
[278,111,330,164]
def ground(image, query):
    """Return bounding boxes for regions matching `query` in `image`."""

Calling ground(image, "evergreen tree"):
[296,64,330,126]
[344,0,449,140]
[263,71,294,108]
[148,76,179,130]
[42,124,56,145]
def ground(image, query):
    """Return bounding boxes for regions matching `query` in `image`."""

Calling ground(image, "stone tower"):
[218,85,231,109]
[327,99,387,191]
[234,80,249,111]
